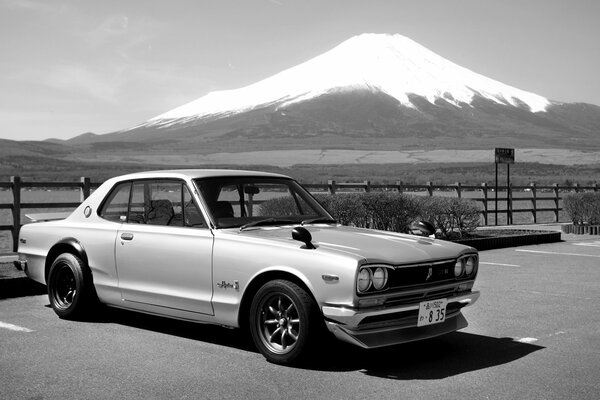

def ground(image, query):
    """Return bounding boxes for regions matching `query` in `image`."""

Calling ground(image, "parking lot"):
[1,238,599,400]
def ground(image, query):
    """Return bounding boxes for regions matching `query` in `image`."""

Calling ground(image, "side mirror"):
[292,227,316,249]
[410,221,436,238]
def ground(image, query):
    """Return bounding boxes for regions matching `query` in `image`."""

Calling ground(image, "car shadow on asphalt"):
[90,306,256,351]
[84,306,543,379]
[307,332,545,379]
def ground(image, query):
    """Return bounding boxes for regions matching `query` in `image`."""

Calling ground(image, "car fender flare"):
[238,266,319,328]
[45,237,89,281]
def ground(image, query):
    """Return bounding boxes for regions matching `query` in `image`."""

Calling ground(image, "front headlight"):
[455,254,478,278]
[454,259,465,277]
[357,268,372,292]
[465,256,476,275]
[357,265,391,293]
[372,267,388,290]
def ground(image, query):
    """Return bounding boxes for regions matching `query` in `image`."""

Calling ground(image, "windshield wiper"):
[301,217,337,225]
[239,218,294,231]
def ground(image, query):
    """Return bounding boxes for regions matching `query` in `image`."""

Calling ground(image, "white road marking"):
[0,321,33,333]
[573,241,600,247]
[480,262,520,267]
[516,337,538,344]
[515,249,600,258]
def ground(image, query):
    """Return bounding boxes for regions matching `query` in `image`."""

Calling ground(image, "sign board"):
[495,148,515,164]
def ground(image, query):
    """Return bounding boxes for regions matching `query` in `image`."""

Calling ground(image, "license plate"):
[417,299,447,327]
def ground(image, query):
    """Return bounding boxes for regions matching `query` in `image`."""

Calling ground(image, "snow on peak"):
[147,33,550,125]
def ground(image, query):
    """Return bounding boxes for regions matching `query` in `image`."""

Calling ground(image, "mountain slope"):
[67,33,600,152]
[141,33,551,127]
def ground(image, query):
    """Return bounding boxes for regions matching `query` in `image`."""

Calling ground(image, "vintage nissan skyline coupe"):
[17,169,480,364]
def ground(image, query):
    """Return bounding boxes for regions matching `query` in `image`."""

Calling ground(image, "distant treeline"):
[1,157,599,186]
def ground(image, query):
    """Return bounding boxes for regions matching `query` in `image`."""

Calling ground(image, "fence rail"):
[1,176,598,252]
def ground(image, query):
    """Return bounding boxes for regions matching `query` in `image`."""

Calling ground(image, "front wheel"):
[249,280,321,365]
[47,253,96,319]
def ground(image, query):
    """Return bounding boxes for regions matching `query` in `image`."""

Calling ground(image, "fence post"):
[481,183,488,226]
[80,177,91,201]
[364,181,371,193]
[454,182,462,199]
[426,182,433,197]
[327,180,336,195]
[395,180,404,194]
[553,183,560,222]
[530,182,537,224]
[11,176,21,252]
[508,183,513,225]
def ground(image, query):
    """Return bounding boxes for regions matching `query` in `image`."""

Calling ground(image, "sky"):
[1,0,599,141]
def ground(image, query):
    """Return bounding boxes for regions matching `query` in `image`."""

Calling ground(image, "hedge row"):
[563,192,600,225]
[312,193,481,239]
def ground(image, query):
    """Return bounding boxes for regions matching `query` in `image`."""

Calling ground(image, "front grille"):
[387,260,456,289]
[383,286,457,307]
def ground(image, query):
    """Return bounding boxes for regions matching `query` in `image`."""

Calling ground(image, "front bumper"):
[322,291,479,349]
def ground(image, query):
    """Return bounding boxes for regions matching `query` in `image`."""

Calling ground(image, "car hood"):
[235,225,473,264]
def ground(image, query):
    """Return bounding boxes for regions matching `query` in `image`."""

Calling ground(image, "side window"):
[182,186,205,228]
[99,182,131,222]
[100,179,207,228]
[119,180,207,228]
[129,183,146,224]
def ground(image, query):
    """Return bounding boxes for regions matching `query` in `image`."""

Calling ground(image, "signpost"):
[494,148,514,225]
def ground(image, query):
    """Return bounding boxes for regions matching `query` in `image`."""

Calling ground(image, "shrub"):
[315,192,479,238]
[360,192,420,233]
[314,193,369,227]
[315,192,420,231]
[563,192,600,225]
[259,196,298,216]
[415,197,481,239]
[265,192,481,240]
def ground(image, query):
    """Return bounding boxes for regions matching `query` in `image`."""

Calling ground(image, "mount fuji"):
[68,33,600,156]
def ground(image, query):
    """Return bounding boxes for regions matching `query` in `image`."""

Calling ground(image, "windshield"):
[193,176,333,229]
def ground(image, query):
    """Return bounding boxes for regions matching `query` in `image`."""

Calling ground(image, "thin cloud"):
[43,64,121,104]
[1,0,52,11]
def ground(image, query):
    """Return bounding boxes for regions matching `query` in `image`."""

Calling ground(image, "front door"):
[113,179,214,315]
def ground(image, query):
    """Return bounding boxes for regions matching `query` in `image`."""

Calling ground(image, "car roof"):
[112,169,291,181]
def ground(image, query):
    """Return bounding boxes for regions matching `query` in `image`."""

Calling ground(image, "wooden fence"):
[1,176,598,252]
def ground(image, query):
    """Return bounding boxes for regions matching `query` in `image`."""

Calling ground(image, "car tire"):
[47,253,97,320]
[249,279,321,365]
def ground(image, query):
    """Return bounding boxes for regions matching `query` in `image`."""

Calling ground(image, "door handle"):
[120,233,134,241]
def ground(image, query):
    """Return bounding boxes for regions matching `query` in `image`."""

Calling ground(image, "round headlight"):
[465,256,476,275]
[372,267,388,290]
[357,268,372,292]
[454,259,465,277]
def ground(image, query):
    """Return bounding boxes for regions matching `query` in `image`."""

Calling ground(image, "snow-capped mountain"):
[68,33,600,153]
[141,33,551,129]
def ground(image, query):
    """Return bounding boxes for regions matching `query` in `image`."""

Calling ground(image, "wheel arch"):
[45,238,89,282]
[238,270,320,331]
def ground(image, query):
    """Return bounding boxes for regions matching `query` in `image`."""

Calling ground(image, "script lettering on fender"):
[216,280,239,290]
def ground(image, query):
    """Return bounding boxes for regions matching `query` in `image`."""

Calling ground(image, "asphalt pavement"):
[1,233,599,399]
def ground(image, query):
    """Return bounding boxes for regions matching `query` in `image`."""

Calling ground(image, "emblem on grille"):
[425,267,433,281]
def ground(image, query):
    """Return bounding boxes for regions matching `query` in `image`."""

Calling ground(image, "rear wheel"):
[47,253,96,319]
[249,279,321,365]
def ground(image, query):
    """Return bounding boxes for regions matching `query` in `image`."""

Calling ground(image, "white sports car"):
[17,169,479,364]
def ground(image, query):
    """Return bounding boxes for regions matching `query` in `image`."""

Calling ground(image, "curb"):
[561,224,600,235]
[453,230,562,251]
